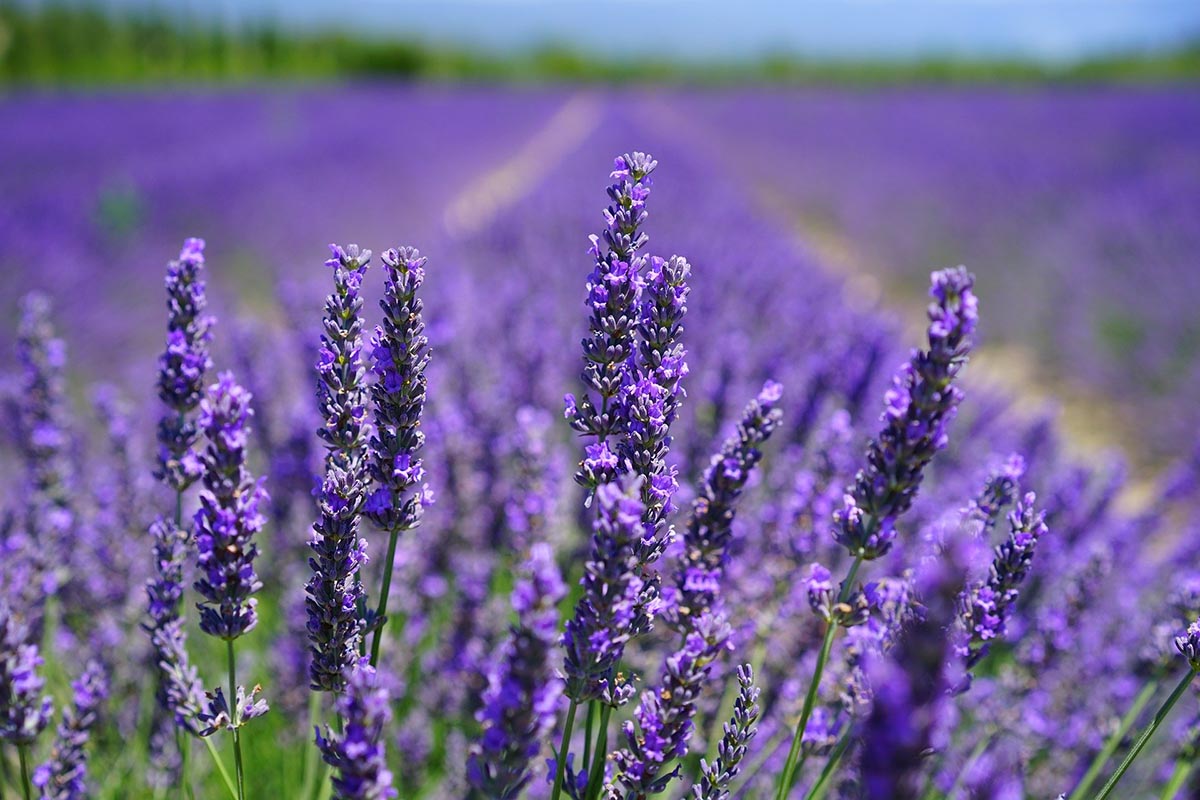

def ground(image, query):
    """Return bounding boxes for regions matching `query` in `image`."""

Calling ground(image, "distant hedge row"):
[2,2,1198,85]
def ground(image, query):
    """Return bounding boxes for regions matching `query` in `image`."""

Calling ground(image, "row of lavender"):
[2,140,1200,800]
[661,88,1200,459]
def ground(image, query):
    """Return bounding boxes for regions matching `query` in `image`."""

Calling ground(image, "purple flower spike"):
[316,660,397,800]
[0,601,54,745]
[671,383,783,627]
[155,238,215,492]
[365,246,432,536]
[145,519,206,735]
[563,479,653,707]
[606,613,732,800]
[565,154,659,482]
[835,266,977,560]
[690,665,761,800]
[308,244,372,692]
[33,660,108,800]
[194,372,268,641]
[468,544,566,798]
[957,492,1048,679]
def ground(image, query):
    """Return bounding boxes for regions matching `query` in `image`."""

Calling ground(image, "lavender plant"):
[363,246,432,668]
[776,266,977,798]
[690,665,761,800]
[32,660,107,800]
[194,373,270,799]
[307,245,372,694]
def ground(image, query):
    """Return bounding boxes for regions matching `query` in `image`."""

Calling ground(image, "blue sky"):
[99,0,1200,61]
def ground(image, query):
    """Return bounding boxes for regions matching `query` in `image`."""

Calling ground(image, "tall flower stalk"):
[32,660,107,800]
[146,238,215,787]
[308,245,372,694]
[363,246,432,668]
[1,601,54,800]
[556,152,679,800]
[669,381,784,627]
[691,665,761,800]
[194,373,270,800]
[604,613,731,800]
[775,267,978,799]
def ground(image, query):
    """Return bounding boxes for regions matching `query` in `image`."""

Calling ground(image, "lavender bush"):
[0,113,1198,800]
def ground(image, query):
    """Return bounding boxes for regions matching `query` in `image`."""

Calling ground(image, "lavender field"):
[2,85,1200,800]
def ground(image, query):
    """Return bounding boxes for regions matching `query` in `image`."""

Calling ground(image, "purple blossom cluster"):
[316,661,397,800]
[193,373,267,641]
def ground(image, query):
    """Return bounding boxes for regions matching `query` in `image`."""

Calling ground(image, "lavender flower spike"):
[605,613,732,800]
[316,660,397,800]
[156,237,214,492]
[670,381,783,626]
[364,246,433,664]
[467,543,566,799]
[562,479,651,707]
[308,244,372,692]
[957,492,1048,676]
[690,665,761,800]
[33,660,108,800]
[17,292,73,529]
[194,372,268,640]
[835,266,977,560]
[0,601,54,745]
[565,153,658,488]
[623,253,691,529]
[317,243,372,471]
[145,519,206,734]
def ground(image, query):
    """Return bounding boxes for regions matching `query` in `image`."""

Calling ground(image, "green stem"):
[584,705,612,800]
[201,737,239,800]
[1069,676,1161,800]
[1096,668,1197,800]
[1159,757,1195,800]
[17,745,32,800]
[227,640,246,800]
[300,692,322,800]
[368,528,402,667]
[805,729,853,800]
[551,700,579,800]
[776,554,863,800]
[582,701,596,780]
[178,729,196,800]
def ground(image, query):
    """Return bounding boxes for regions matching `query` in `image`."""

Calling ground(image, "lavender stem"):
[550,700,578,800]
[1096,668,1198,800]
[227,641,245,800]
[200,736,238,800]
[367,529,401,668]
[300,692,321,799]
[17,744,32,800]
[1159,757,1194,800]
[1068,677,1161,800]
[581,702,596,779]
[583,704,611,800]
[776,554,863,799]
